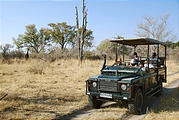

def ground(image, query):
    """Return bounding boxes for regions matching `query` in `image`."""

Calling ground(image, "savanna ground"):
[0,59,179,120]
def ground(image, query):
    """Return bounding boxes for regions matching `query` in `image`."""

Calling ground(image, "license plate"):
[100,93,112,98]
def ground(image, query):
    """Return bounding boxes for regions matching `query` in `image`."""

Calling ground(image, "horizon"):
[0,0,179,48]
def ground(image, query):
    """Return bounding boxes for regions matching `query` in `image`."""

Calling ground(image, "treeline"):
[13,23,93,53]
[0,33,179,62]
[1,14,179,62]
[166,41,179,48]
[1,26,179,60]
[0,22,97,62]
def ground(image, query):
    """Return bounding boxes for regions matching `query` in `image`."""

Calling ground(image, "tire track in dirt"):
[0,88,9,101]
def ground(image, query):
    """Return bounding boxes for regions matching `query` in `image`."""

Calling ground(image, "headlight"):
[92,82,97,87]
[121,84,127,90]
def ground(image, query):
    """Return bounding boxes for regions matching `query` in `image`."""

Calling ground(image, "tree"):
[0,44,13,59]
[136,14,177,55]
[48,22,75,50]
[96,39,116,57]
[75,0,88,64]
[70,28,94,49]
[165,41,179,49]
[14,24,52,53]
[13,34,24,49]
[96,36,131,59]
[136,14,176,42]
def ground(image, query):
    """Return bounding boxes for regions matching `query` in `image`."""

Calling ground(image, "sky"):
[0,0,179,48]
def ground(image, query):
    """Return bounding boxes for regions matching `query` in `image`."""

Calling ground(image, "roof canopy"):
[110,37,166,46]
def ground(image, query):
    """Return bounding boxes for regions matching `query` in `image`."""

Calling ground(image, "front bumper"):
[86,91,130,101]
[86,79,132,101]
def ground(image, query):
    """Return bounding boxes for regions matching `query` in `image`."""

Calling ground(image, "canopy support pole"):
[147,44,150,72]
[123,44,124,62]
[157,44,159,81]
[115,44,119,62]
[164,46,167,82]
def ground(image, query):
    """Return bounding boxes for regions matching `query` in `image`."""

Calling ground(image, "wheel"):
[128,89,144,114]
[88,95,103,109]
[120,101,128,108]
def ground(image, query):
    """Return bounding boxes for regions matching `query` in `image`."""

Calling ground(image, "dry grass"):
[144,86,179,120]
[0,59,178,119]
[164,61,179,86]
[0,59,108,119]
[27,60,49,74]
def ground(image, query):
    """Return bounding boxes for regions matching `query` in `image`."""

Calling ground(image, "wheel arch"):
[132,83,144,98]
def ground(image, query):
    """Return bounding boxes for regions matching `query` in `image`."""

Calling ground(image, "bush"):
[9,50,25,59]
[27,60,48,74]
[84,51,101,60]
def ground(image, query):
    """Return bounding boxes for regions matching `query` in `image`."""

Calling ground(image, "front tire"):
[88,95,103,109]
[128,89,144,114]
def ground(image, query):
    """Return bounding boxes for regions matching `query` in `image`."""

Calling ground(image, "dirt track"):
[60,72,179,120]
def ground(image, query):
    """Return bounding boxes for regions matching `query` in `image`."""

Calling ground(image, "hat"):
[134,52,137,56]
[153,52,157,56]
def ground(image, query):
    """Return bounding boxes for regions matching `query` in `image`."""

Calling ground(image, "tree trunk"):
[75,0,87,65]
[80,0,87,64]
[75,6,81,65]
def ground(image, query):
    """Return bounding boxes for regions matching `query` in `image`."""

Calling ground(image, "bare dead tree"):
[136,14,177,54]
[75,6,81,64]
[75,0,88,64]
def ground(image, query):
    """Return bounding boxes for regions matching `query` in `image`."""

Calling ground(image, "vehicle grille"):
[99,79,118,92]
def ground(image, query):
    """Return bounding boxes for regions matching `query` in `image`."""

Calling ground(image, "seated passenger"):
[113,58,122,66]
[139,63,146,72]
[130,52,141,66]
[149,52,160,68]
[144,53,160,69]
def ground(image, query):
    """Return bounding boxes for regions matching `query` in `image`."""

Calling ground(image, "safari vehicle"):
[86,38,167,114]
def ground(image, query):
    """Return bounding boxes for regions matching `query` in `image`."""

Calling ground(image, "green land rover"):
[86,38,167,114]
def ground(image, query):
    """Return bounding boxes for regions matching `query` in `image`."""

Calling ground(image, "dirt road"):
[60,72,179,120]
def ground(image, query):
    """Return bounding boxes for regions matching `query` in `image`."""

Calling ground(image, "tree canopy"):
[14,24,52,53]
[48,22,75,50]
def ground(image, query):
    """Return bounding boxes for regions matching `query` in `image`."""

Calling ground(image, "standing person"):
[25,48,29,60]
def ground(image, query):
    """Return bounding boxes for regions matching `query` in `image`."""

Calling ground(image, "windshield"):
[101,66,140,76]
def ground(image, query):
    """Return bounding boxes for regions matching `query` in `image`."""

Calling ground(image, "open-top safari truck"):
[86,38,167,114]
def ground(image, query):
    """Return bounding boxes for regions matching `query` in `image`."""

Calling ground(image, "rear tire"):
[88,95,102,109]
[128,89,144,114]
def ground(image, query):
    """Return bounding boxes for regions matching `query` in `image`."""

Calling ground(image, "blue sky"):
[0,0,179,48]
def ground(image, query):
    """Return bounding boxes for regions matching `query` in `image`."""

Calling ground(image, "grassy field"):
[0,59,179,120]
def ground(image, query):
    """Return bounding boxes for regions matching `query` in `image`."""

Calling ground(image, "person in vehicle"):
[144,52,160,68]
[113,58,122,66]
[139,63,146,72]
[149,52,160,68]
[130,52,141,66]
